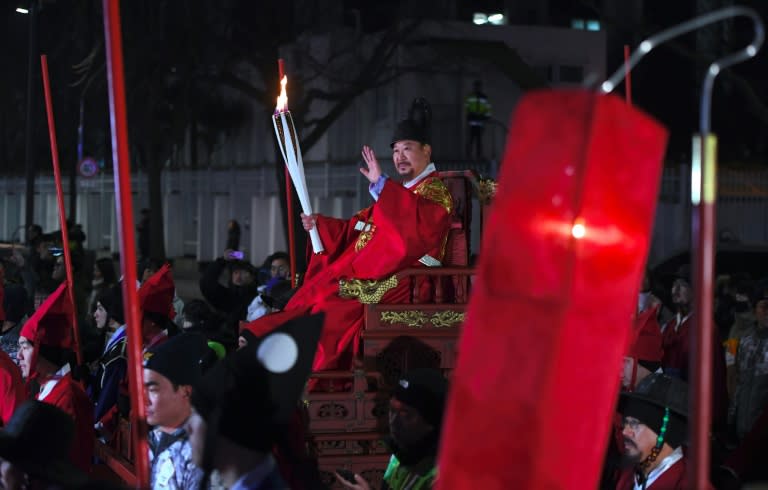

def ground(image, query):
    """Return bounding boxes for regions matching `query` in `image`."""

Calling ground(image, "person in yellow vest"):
[464,80,491,160]
[336,369,447,490]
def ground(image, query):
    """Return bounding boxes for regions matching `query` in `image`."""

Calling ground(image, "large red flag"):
[437,90,668,489]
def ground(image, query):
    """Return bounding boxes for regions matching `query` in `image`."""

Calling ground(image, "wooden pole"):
[101,1,149,486]
[40,55,83,368]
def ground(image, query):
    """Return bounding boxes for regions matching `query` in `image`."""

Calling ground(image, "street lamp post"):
[23,0,38,242]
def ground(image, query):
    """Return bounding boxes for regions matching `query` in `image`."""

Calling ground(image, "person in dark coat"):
[0,400,88,490]
[187,313,325,490]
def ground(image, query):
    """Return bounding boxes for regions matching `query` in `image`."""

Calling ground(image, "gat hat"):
[673,264,691,285]
[392,368,448,428]
[20,283,73,350]
[0,400,87,487]
[138,263,175,318]
[143,333,208,387]
[95,285,124,325]
[391,97,432,147]
[619,374,688,448]
[193,313,323,453]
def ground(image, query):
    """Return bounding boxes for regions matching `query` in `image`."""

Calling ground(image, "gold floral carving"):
[478,178,498,205]
[379,310,466,328]
[339,275,399,304]
[380,311,428,327]
[414,178,453,214]
[430,310,466,327]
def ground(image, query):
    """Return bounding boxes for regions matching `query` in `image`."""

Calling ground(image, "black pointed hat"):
[391,97,432,147]
[193,312,323,452]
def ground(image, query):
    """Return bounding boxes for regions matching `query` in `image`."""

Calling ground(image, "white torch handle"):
[277,113,325,254]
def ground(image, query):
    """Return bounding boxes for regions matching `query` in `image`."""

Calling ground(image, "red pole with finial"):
[279,58,297,287]
[40,55,83,369]
[624,45,632,106]
[102,0,149,486]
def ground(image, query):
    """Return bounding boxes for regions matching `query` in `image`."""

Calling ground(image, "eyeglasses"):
[622,417,643,431]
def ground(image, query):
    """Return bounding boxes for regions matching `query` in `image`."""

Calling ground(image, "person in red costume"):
[616,374,714,490]
[15,282,94,474]
[622,305,664,392]
[0,349,25,426]
[139,263,177,353]
[242,98,453,373]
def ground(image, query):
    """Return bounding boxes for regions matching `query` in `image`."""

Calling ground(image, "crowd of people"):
[0,96,767,490]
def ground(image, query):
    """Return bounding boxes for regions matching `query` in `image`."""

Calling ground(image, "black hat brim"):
[618,391,688,418]
[0,435,87,487]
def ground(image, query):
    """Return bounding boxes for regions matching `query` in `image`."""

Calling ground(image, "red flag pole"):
[279,58,297,287]
[624,45,632,105]
[40,55,83,368]
[102,0,149,486]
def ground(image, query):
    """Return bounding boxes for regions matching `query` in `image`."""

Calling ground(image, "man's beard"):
[384,430,439,466]
[620,438,642,468]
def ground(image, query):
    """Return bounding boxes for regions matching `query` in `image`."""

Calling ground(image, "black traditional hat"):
[392,368,448,428]
[0,400,87,487]
[95,285,124,325]
[618,374,688,448]
[192,313,323,453]
[143,333,208,386]
[391,97,432,147]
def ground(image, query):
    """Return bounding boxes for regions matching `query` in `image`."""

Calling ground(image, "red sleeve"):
[0,353,24,426]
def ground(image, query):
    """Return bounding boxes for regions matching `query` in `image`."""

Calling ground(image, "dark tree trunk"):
[147,149,166,261]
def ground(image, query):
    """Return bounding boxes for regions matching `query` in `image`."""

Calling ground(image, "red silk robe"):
[0,349,25,426]
[615,457,714,490]
[245,174,452,371]
[38,372,95,473]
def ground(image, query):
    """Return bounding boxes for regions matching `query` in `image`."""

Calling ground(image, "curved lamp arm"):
[600,6,764,135]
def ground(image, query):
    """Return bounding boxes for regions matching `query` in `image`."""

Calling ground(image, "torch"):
[272,75,324,254]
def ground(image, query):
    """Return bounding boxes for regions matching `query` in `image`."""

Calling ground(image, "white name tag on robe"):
[419,255,442,267]
[354,221,372,232]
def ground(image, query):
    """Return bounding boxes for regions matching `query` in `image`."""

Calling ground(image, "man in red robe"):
[16,283,94,474]
[243,98,453,372]
[0,349,25,426]
[616,374,714,489]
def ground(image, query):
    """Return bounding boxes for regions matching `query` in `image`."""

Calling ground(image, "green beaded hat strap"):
[637,407,671,488]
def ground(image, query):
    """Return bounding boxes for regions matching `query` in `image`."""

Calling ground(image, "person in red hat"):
[138,263,177,353]
[0,349,25,427]
[15,283,93,473]
[243,98,452,374]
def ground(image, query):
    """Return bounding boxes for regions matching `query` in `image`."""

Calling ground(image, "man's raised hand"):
[360,145,382,184]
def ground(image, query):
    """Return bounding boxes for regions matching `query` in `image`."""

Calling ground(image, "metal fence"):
[1,161,766,266]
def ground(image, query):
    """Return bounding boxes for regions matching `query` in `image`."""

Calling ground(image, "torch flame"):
[276,76,288,113]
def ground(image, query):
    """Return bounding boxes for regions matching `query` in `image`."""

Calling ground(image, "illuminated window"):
[586,20,601,31]
[571,18,585,29]
[473,13,488,25]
